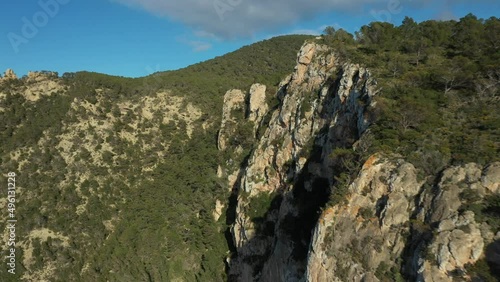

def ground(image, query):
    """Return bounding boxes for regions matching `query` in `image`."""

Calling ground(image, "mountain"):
[0,15,499,282]
[220,41,499,282]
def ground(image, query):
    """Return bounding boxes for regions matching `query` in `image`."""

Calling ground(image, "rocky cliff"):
[218,42,500,281]
[306,159,500,282]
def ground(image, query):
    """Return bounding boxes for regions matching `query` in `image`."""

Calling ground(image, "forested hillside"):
[319,17,500,247]
[0,14,498,281]
[0,35,312,281]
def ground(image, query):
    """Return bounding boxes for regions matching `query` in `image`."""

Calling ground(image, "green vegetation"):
[299,96,314,119]
[462,194,500,234]
[328,148,362,205]
[64,35,312,115]
[465,258,499,282]
[358,207,373,219]
[0,93,71,154]
[375,261,405,282]
[83,130,228,281]
[247,192,276,223]
[321,14,499,175]
[0,14,498,281]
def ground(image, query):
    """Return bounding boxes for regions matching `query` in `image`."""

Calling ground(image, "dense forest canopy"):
[320,14,498,168]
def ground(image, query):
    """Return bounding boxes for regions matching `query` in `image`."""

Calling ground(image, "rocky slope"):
[0,69,65,101]
[218,42,500,281]
[0,35,316,281]
[306,159,500,282]
[0,35,498,281]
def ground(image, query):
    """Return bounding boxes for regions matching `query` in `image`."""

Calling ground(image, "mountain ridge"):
[0,16,499,281]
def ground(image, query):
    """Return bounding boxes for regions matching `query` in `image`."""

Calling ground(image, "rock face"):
[409,163,499,282]
[213,199,225,221]
[217,83,270,191]
[22,71,64,101]
[306,158,499,282]
[219,41,500,281]
[26,71,57,83]
[1,69,18,81]
[306,156,422,282]
[0,70,65,102]
[217,83,269,152]
[248,83,268,127]
[218,89,246,151]
[483,162,500,194]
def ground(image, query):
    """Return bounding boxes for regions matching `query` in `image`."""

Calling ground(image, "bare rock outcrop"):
[26,71,58,83]
[306,156,422,282]
[248,83,268,129]
[1,69,18,81]
[224,41,378,281]
[483,162,500,194]
[22,71,64,101]
[306,160,500,282]
[217,89,246,151]
[212,199,225,221]
[0,69,64,101]
[411,163,499,281]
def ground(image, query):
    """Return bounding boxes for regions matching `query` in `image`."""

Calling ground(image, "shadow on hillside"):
[224,151,331,281]
[224,154,251,255]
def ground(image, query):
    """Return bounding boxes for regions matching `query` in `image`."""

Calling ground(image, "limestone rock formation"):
[218,89,246,151]
[306,156,420,282]
[483,162,500,194]
[411,163,499,281]
[1,68,17,81]
[306,159,499,282]
[0,69,64,101]
[26,71,58,83]
[213,199,225,221]
[216,83,271,192]
[22,72,64,101]
[223,42,378,281]
[248,83,268,126]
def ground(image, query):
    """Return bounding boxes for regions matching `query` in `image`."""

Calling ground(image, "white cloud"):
[289,29,322,36]
[110,0,384,38]
[110,0,470,39]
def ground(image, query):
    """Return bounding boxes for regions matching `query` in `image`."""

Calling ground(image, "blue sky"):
[0,0,498,78]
